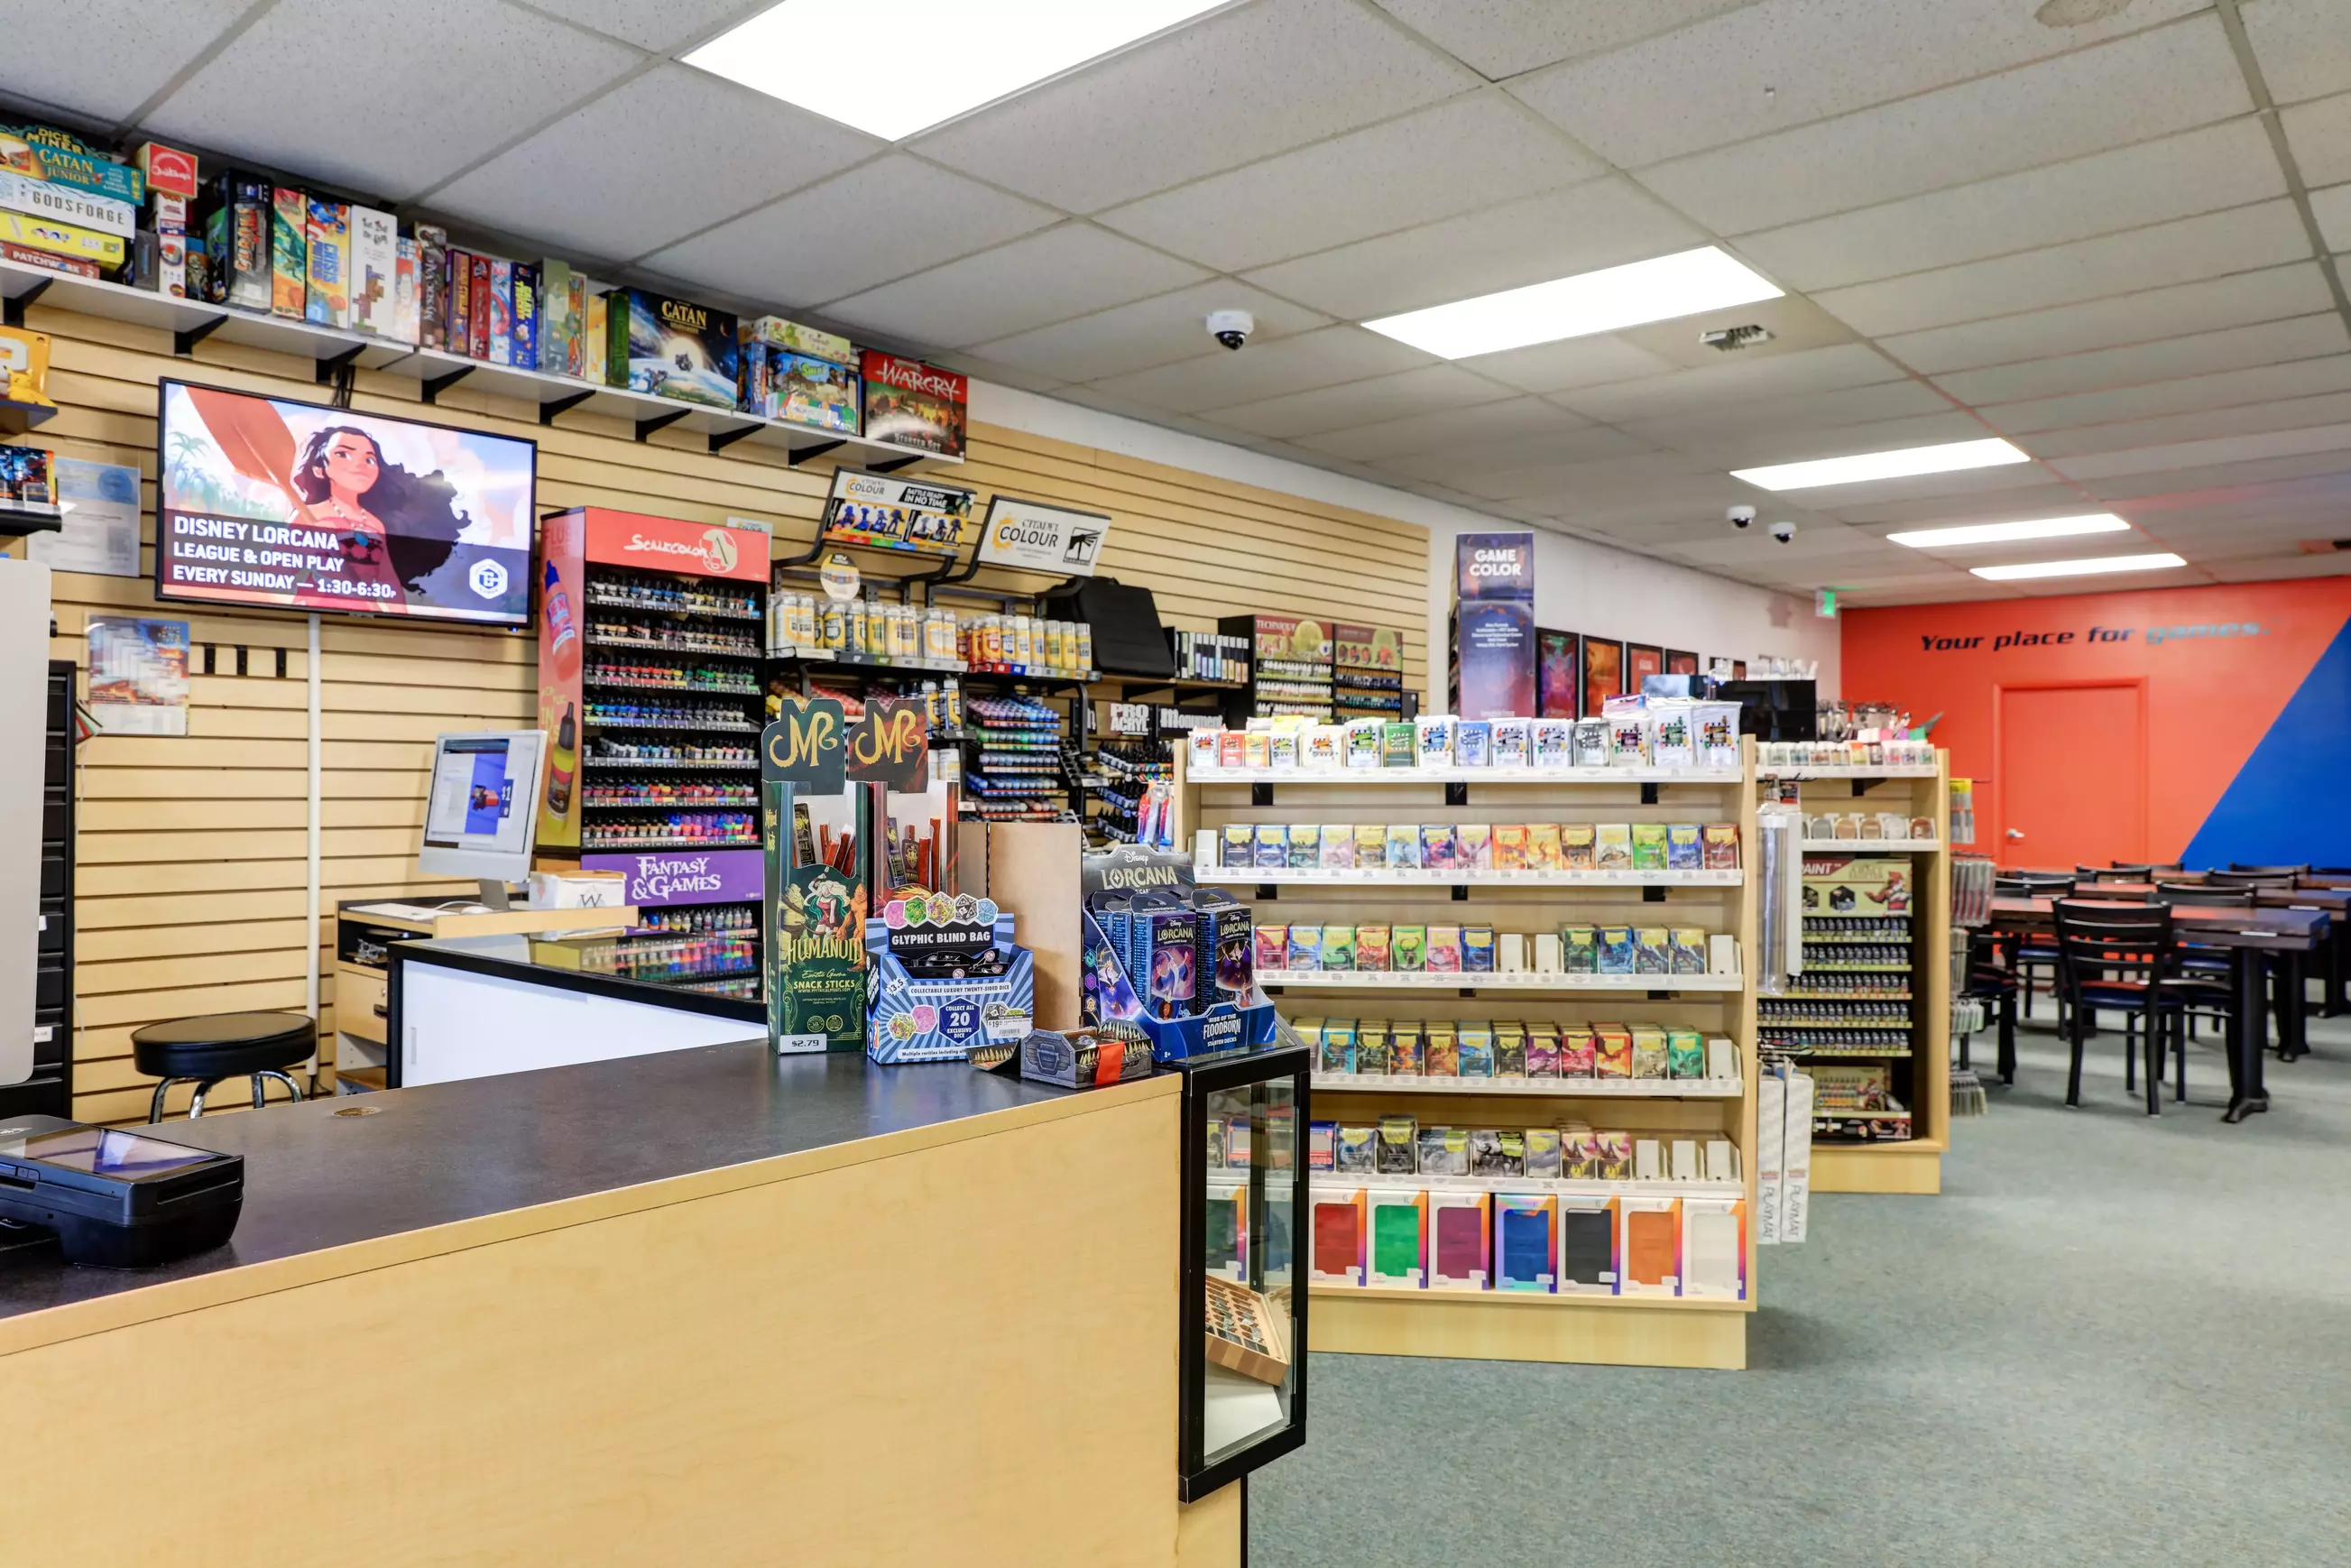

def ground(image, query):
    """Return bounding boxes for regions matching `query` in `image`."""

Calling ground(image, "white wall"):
[971,382,1839,702]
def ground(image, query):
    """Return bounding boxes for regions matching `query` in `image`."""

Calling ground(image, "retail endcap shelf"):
[1265,971,1743,992]
[1313,1073,1741,1098]
[1200,868,1743,887]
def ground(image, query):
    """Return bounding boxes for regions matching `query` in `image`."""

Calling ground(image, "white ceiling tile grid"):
[34,0,2351,605]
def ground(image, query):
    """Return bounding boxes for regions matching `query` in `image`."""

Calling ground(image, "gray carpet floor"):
[1252,1010,2351,1567]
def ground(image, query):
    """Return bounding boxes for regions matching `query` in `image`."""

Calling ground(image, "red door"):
[1996,682,2146,871]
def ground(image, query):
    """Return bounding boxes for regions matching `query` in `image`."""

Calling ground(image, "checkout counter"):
[0,1042,1244,1567]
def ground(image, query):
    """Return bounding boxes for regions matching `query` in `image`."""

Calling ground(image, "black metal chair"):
[2229,863,2310,877]
[2007,874,2075,1022]
[1961,930,2019,1084]
[2051,900,2230,1113]
[131,1011,313,1121]
[2153,882,2245,1047]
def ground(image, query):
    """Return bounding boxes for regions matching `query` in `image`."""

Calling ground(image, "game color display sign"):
[154,379,533,626]
[820,468,977,558]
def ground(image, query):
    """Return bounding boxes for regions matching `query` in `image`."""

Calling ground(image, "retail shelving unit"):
[0,257,953,469]
[1172,745,1759,1370]
[1757,753,1952,1194]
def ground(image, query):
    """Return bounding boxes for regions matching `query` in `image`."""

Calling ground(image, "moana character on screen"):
[180,386,475,613]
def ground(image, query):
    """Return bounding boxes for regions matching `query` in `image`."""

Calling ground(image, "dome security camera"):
[1206,309,1255,351]
[1728,504,1756,530]
[1770,521,1797,544]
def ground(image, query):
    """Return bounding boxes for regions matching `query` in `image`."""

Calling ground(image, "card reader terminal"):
[0,1116,244,1267]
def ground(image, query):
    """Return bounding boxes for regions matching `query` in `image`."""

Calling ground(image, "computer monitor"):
[419,731,547,908]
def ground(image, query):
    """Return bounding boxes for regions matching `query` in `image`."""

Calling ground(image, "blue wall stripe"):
[2182,615,2351,870]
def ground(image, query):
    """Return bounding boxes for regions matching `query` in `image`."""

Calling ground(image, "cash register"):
[0,1115,243,1267]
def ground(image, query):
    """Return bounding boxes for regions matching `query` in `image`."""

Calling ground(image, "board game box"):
[861,350,965,457]
[608,286,739,410]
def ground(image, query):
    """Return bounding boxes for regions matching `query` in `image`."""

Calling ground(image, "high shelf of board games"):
[1171,715,1759,1372]
[538,508,770,1001]
[1755,742,1952,1196]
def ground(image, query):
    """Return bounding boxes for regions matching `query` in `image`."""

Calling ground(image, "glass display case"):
[1178,1037,1310,1500]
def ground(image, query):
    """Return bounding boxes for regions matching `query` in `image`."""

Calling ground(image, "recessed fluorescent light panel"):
[686,0,1231,142]
[1970,552,2187,581]
[1887,513,2130,549]
[1731,438,2030,492]
[1361,247,1783,360]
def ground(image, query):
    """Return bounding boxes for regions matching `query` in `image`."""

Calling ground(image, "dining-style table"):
[1987,896,2331,1124]
[2075,881,2351,1019]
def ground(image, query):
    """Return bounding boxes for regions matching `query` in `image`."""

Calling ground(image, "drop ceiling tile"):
[2206,553,2351,584]
[428,66,876,259]
[1730,460,2066,512]
[2081,448,2351,500]
[1085,326,1436,414]
[1939,313,2351,408]
[1293,396,1592,462]
[1554,343,1905,424]
[1372,429,1659,497]
[1986,355,2351,435]
[523,0,755,51]
[1198,365,1514,441]
[1631,17,2250,235]
[1093,93,1597,272]
[1509,0,2209,171]
[2023,391,2351,460]
[1621,380,1956,448]
[2048,422,2351,482]
[644,155,1057,309]
[1370,0,1758,78]
[1820,483,2090,528]
[1876,264,2337,376]
[823,225,1208,351]
[965,282,1328,385]
[145,0,642,200]
[0,0,253,122]
[1813,200,2313,338]
[2314,181,2351,254]
[2282,92,2351,188]
[911,0,1475,213]
[1667,409,1992,472]
[1462,334,1682,395]
[2241,0,2351,106]
[1239,178,1708,322]
[1738,120,2282,293]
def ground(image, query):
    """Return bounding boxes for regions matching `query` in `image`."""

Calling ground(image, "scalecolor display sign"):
[582,509,766,582]
[974,495,1111,575]
[819,467,976,558]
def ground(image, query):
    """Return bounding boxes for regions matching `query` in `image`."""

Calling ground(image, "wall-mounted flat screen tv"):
[154,378,535,628]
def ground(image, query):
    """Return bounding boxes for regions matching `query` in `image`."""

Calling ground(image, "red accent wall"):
[1841,579,2351,862]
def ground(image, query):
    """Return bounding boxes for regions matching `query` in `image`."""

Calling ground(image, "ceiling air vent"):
[1701,324,1774,352]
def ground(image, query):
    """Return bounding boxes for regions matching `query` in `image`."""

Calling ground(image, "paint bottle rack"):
[1757,755,1952,1196]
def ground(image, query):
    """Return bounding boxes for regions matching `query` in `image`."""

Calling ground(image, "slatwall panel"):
[13,301,1428,1124]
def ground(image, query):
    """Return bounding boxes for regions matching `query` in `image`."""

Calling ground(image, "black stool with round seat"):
[132,1011,313,1122]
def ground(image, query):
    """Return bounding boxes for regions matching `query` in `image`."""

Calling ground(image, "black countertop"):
[0,1044,1093,1324]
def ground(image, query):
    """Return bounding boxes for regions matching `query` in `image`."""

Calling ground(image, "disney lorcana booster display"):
[1080,845,1277,1062]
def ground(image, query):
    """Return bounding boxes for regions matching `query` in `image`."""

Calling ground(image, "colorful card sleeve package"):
[1527,823,1563,870]
[1385,825,1421,869]
[1374,1115,1418,1175]
[1307,1119,1336,1173]
[1419,824,1455,872]
[1681,1198,1747,1300]
[1353,823,1387,865]
[1255,824,1287,869]
[1598,927,1636,973]
[1454,1020,1491,1076]
[1462,926,1496,973]
[1562,926,1598,973]
[1562,824,1596,869]
[1392,925,1427,972]
[1665,824,1702,871]
[1286,823,1320,869]
[1619,1197,1682,1297]
[1634,927,1670,974]
[1222,824,1254,868]
[1559,1195,1619,1295]
[1428,1191,1491,1291]
[1388,1021,1424,1075]
[1490,718,1530,769]
[1526,1025,1560,1078]
[1594,1026,1633,1078]
[1366,1188,1427,1288]
[1320,923,1356,971]
[1559,1028,1597,1076]
[1455,823,1492,870]
[1594,824,1633,869]
[1333,1123,1377,1175]
[1524,1127,1563,1177]
[1670,927,1708,974]
[1493,825,1528,870]
[1702,823,1740,870]
[1253,923,1288,974]
[1355,923,1391,972]
[1491,1020,1526,1076]
[1423,1021,1456,1076]
[1630,1025,1670,1079]
[1353,1020,1388,1075]
[1630,823,1668,870]
[1319,824,1356,870]
[1310,1186,1367,1286]
[1425,924,1463,973]
[1494,1193,1558,1293]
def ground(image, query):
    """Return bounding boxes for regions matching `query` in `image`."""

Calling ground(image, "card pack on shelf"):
[1618,1196,1681,1297]
[1558,1195,1618,1294]
[1427,1190,1490,1291]
[1680,1197,1747,1300]
[1493,1192,1558,1293]
[1365,1187,1427,1288]
[1310,1186,1365,1286]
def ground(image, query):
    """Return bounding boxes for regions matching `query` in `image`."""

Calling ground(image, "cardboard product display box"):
[863,892,1035,1065]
